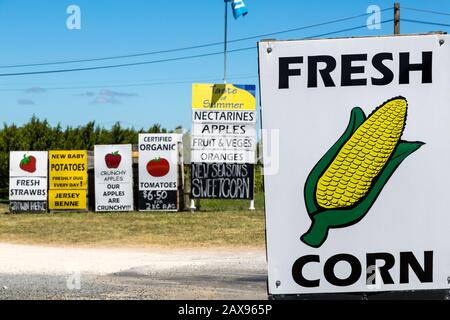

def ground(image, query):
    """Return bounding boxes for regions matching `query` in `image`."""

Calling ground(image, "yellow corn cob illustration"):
[316,98,407,209]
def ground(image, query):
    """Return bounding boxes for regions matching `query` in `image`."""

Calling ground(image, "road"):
[0,243,267,300]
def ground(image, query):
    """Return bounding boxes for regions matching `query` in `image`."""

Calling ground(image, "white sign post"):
[138,133,181,211]
[94,145,134,212]
[259,34,450,296]
[9,151,48,213]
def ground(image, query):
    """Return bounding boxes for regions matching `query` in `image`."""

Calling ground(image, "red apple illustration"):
[105,151,122,169]
[19,154,37,173]
[147,157,170,177]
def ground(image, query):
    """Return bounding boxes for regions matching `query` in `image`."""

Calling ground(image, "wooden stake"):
[394,3,400,35]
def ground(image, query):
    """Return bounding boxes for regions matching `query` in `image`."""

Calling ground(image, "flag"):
[231,0,248,19]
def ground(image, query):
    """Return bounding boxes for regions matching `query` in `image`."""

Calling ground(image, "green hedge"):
[0,117,176,189]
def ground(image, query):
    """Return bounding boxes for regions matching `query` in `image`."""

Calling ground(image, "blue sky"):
[0,0,449,130]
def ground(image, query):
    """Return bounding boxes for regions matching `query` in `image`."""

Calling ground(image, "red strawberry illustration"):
[105,151,122,169]
[146,157,170,177]
[19,154,37,173]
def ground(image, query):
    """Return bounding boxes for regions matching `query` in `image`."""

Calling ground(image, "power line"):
[0,19,394,78]
[0,75,257,92]
[0,72,255,87]
[305,19,393,39]
[403,19,450,28]
[0,47,255,77]
[0,8,392,69]
[403,6,450,17]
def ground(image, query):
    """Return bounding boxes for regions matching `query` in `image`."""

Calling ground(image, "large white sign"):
[191,84,257,200]
[94,145,134,212]
[138,133,181,211]
[259,34,450,295]
[9,151,48,212]
[191,84,257,165]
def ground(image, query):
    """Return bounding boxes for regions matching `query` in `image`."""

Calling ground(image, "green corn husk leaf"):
[302,108,424,248]
[304,107,366,215]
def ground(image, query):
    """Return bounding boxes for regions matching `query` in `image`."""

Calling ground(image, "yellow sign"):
[192,84,256,110]
[49,190,87,210]
[49,150,87,210]
[49,150,87,189]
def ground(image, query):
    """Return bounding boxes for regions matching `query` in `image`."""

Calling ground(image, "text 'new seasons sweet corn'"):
[302,97,424,248]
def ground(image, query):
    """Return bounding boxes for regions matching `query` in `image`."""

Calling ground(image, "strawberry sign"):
[9,151,48,213]
[94,145,134,212]
[138,133,181,211]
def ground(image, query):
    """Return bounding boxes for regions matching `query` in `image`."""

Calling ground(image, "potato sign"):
[48,150,87,210]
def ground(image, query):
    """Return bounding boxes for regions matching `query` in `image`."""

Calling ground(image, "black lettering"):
[399,52,432,84]
[366,252,395,285]
[324,254,361,286]
[279,57,303,89]
[292,255,320,288]
[372,52,394,85]
[307,55,336,87]
[341,54,368,86]
[400,251,433,283]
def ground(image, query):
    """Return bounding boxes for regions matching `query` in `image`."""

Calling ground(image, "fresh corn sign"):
[258,34,450,295]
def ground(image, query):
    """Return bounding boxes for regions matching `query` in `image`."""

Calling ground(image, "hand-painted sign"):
[138,134,180,211]
[258,34,450,295]
[94,145,134,212]
[49,150,87,210]
[191,83,256,200]
[9,151,48,213]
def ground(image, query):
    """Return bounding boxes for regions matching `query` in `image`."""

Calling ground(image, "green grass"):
[0,195,266,248]
[194,191,265,211]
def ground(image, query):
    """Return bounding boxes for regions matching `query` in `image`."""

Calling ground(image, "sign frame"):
[191,83,257,201]
[48,150,88,211]
[94,144,134,212]
[138,133,181,212]
[258,33,450,298]
[9,151,48,213]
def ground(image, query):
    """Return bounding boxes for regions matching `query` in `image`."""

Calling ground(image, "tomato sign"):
[138,134,181,211]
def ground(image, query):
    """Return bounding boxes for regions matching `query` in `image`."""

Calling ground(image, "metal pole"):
[224,0,228,83]
[394,2,400,35]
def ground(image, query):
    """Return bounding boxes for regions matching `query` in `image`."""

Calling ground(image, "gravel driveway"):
[0,243,267,300]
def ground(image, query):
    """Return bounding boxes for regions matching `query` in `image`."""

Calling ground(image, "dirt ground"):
[0,243,267,300]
